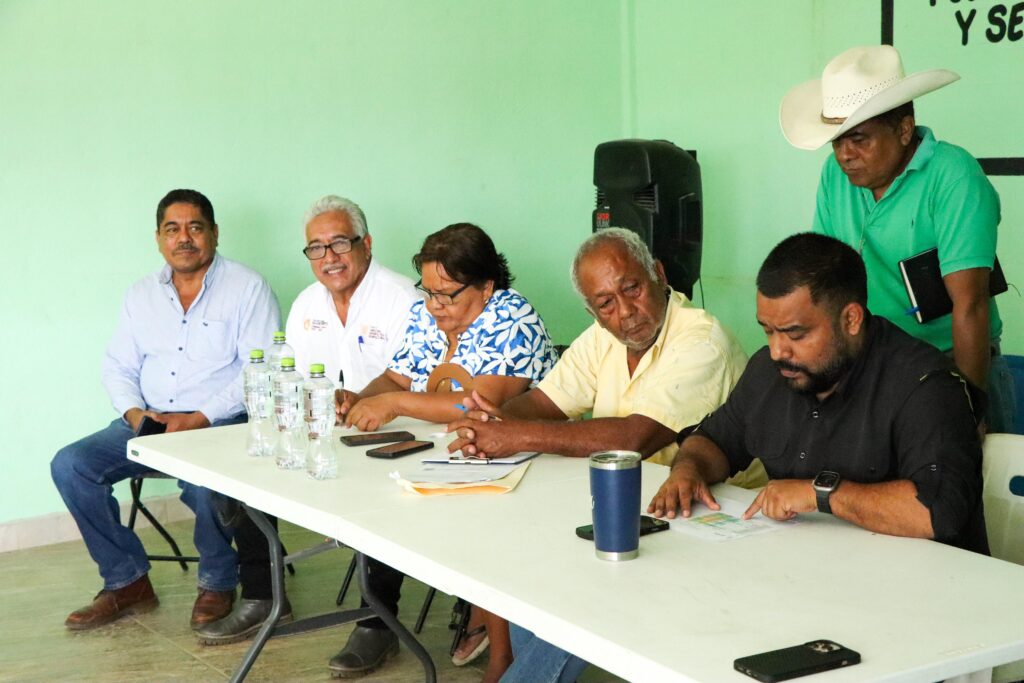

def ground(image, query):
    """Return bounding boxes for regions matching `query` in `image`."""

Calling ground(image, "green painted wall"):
[1,0,1020,528]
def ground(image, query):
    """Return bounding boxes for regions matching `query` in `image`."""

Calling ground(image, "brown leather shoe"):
[190,588,236,629]
[65,574,159,630]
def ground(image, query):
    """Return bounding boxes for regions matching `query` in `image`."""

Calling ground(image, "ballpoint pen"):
[453,403,502,421]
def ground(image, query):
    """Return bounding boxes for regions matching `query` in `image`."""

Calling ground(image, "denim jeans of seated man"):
[945,341,1017,434]
[51,414,246,592]
[499,624,589,683]
[986,351,1017,434]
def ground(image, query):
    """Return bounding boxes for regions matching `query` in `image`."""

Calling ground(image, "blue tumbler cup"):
[589,450,641,561]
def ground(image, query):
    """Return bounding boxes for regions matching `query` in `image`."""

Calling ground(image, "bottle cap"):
[273,331,286,342]
[310,363,325,375]
[281,357,295,368]
[249,349,265,360]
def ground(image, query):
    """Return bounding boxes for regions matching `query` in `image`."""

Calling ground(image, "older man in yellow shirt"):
[447,227,747,465]
[445,227,748,683]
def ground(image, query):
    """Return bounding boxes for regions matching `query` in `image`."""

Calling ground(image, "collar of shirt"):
[860,126,937,206]
[628,287,682,380]
[316,257,381,330]
[813,312,880,407]
[346,258,380,325]
[158,252,223,310]
[440,289,511,354]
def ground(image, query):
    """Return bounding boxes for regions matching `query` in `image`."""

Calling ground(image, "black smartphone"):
[734,640,860,682]
[134,416,167,437]
[574,515,670,541]
[341,431,415,447]
[366,440,434,459]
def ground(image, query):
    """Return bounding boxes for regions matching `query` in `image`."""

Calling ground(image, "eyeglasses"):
[415,280,471,306]
[302,235,363,260]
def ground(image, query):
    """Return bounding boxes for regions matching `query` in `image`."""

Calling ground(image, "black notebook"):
[898,248,1007,324]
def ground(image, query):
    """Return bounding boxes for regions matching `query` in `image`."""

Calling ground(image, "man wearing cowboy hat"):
[780,44,1013,433]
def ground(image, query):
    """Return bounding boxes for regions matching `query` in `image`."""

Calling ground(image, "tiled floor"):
[0,519,624,682]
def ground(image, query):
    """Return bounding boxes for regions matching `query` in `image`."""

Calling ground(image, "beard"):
[775,333,856,396]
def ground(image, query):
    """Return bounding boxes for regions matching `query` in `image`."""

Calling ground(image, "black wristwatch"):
[812,471,841,514]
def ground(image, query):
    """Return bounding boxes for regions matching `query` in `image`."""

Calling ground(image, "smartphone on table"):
[134,416,167,437]
[734,640,860,682]
[340,431,415,447]
[365,440,434,459]
[574,515,670,541]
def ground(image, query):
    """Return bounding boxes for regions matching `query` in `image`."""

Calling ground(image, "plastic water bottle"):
[273,357,305,469]
[243,350,276,457]
[304,363,338,480]
[266,331,294,373]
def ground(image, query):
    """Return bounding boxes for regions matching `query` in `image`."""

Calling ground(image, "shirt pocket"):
[358,335,390,374]
[186,319,234,362]
[748,433,798,480]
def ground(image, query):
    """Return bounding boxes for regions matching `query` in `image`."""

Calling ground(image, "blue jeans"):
[499,624,589,683]
[987,352,1017,434]
[51,416,243,592]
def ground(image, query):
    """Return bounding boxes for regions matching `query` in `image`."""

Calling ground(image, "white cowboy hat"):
[779,45,960,150]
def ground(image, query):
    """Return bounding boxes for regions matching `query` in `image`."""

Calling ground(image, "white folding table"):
[128,417,1024,682]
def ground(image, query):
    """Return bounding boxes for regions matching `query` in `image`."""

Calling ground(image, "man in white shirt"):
[285,197,417,389]
[196,196,420,679]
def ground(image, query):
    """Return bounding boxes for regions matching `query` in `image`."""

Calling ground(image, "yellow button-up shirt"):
[537,290,747,465]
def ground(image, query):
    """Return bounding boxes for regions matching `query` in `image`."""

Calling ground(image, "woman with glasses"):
[338,222,557,431]
[334,223,556,682]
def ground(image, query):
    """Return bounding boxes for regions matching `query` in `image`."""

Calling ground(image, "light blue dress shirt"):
[101,253,281,423]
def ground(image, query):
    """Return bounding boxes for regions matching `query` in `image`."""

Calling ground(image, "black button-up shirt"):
[699,316,987,553]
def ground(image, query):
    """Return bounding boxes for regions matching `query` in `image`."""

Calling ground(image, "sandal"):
[449,599,490,666]
[452,625,489,666]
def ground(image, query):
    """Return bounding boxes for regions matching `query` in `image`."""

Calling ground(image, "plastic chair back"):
[982,433,1024,565]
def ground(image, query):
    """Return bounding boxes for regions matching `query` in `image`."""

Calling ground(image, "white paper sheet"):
[392,463,519,484]
[668,495,799,542]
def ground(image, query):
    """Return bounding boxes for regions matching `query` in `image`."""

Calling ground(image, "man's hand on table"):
[459,391,506,422]
[743,479,814,521]
[153,411,211,433]
[647,460,720,519]
[446,391,516,458]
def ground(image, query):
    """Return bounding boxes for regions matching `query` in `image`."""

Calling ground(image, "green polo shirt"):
[813,126,1002,352]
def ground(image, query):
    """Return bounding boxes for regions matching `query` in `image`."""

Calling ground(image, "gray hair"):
[570,227,659,302]
[303,195,368,237]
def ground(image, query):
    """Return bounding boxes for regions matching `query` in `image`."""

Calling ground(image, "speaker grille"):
[633,185,656,211]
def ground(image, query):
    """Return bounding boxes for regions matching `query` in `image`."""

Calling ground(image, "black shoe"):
[195,597,293,646]
[328,626,400,678]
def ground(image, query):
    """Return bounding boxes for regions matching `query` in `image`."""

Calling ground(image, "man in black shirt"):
[648,233,987,554]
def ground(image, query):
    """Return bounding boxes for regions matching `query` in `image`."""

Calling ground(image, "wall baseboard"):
[0,495,193,554]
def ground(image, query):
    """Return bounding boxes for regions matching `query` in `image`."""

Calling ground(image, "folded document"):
[390,461,532,496]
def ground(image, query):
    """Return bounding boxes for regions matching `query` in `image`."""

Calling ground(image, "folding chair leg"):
[133,496,192,571]
[337,555,357,606]
[281,542,296,576]
[127,478,142,529]
[448,598,471,657]
[414,586,436,634]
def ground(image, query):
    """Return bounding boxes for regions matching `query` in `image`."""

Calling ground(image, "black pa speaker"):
[593,139,702,299]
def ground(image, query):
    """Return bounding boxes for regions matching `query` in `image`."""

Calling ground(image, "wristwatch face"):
[813,471,841,490]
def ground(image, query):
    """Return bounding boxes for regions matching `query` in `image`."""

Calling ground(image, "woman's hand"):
[345,394,400,432]
[335,389,361,424]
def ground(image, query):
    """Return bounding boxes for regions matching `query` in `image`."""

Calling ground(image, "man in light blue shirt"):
[51,189,280,632]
